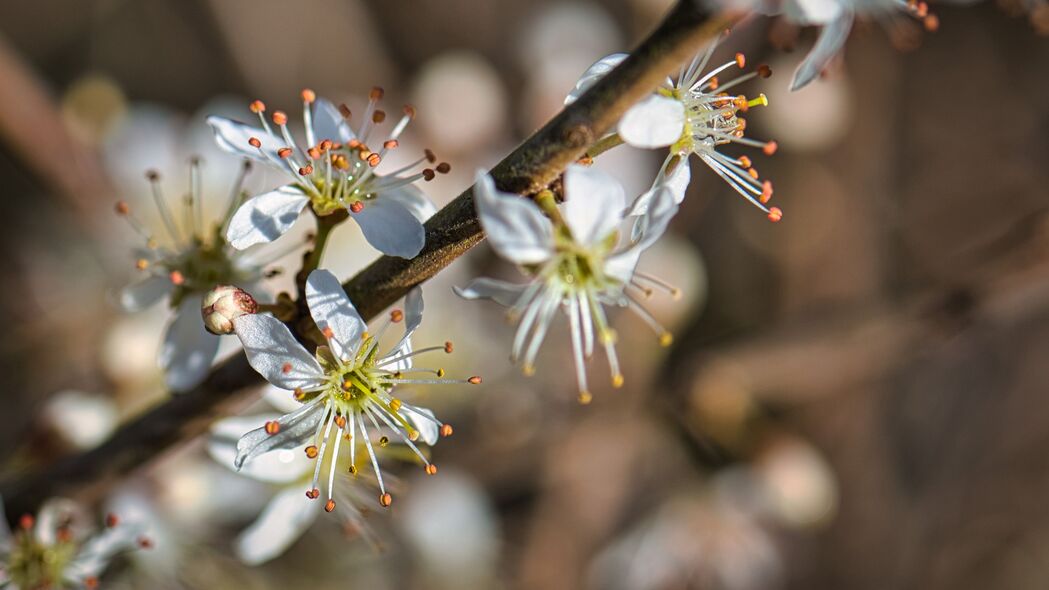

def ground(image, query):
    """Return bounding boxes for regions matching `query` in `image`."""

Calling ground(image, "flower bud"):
[201,285,258,335]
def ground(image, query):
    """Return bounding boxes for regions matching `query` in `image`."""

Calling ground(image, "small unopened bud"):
[201,285,258,335]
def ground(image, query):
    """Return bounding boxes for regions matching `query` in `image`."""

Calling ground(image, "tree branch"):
[0,0,738,518]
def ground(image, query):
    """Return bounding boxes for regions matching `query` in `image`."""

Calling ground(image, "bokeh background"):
[0,0,1047,588]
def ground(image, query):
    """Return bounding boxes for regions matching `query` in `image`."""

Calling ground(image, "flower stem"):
[295,210,345,299]
[586,133,625,159]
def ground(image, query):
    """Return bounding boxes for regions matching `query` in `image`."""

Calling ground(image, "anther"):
[389,398,402,411]
[425,464,438,475]
[735,52,746,68]
[136,259,149,270]
[282,362,293,374]
[367,153,381,167]
[169,270,185,285]
[378,436,389,447]
[761,180,773,203]
[763,141,778,156]
[137,536,153,549]
[106,513,119,528]
[277,147,293,159]
[294,387,307,401]
[370,87,385,101]
[468,376,482,384]
[767,207,783,223]
[436,162,451,174]
[612,374,625,388]
[444,341,454,353]
[302,89,316,103]
[299,165,314,175]
[522,364,536,376]
[335,415,347,429]
[350,201,364,213]
[659,333,674,347]
[320,139,333,151]
[339,104,352,119]
[757,64,772,78]
[272,111,288,126]
[248,137,262,148]
[578,391,593,405]
[308,147,321,159]
[424,149,437,163]
[115,201,130,215]
[422,169,436,181]
[322,326,335,340]
[348,465,358,475]
[403,105,417,118]
[265,421,281,435]
[19,514,33,529]
[85,577,99,589]
[436,368,445,377]
[440,424,454,437]
[384,139,399,149]
[372,110,386,124]
[379,493,393,507]
[389,309,404,323]
[708,76,719,90]
[924,14,939,31]
[305,445,319,459]
[249,100,266,113]
[146,169,160,181]
[738,155,752,168]
[408,428,419,442]
[306,488,320,499]
[325,499,336,512]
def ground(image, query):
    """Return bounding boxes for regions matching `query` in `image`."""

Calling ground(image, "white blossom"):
[568,37,784,223]
[207,89,447,259]
[229,269,479,510]
[0,498,150,589]
[116,162,288,392]
[456,165,680,404]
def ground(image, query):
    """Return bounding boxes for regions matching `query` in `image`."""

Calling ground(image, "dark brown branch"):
[0,0,737,518]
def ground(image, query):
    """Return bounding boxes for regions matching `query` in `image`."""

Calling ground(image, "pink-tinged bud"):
[201,285,258,335]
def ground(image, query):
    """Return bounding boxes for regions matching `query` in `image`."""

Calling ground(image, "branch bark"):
[0,0,737,518]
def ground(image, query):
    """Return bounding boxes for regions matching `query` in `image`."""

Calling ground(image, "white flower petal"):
[209,414,311,483]
[310,98,356,144]
[234,401,326,470]
[160,296,220,392]
[604,247,642,284]
[305,269,365,360]
[454,277,528,308]
[65,525,141,580]
[385,286,425,372]
[562,164,626,246]
[235,486,320,565]
[791,11,854,91]
[206,115,284,163]
[232,314,324,390]
[617,94,686,149]
[353,197,427,258]
[564,53,628,105]
[405,406,440,445]
[784,0,845,24]
[380,184,438,222]
[261,384,304,413]
[628,157,690,218]
[611,187,679,283]
[473,171,554,265]
[226,186,309,250]
[118,276,173,312]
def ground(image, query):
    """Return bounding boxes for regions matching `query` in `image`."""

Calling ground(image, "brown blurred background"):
[0,0,1048,588]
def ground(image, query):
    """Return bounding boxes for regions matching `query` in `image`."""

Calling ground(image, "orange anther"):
[339,104,352,119]
[249,100,266,113]
[135,259,149,270]
[708,76,719,90]
[390,309,404,322]
[281,362,293,374]
[923,14,939,31]
[761,180,774,203]
[85,577,99,589]
[277,147,293,159]
[444,341,453,353]
[294,387,306,401]
[767,207,783,222]
[19,514,33,529]
[114,201,130,215]
[298,165,314,175]
[305,445,319,458]
[738,155,752,168]
[335,415,346,429]
[384,139,399,149]
[440,424,454,437]
[350,201,364,213]
[735,52,746,68]
[169,270,185,285]
[763,141,778,156]
[265,421,281,435]
[272,111,288,125]
[372,110,386,124]
[137,536,153,549]
[403,104,417,118]
[748,168,759,180]
[367,153,381,167]
[322,326,334,339]
[757,64,772,78]
[306,488,319,499]
[425,464,438,475]
[320,139,333,151]
[379,493,392,507]
[301,88,316,103]
[468,376,482,384]
[325,499,336,512]
[248,137,262,148]
[307,147,321,160]
[106,513,119,528]
[370,87,385,101]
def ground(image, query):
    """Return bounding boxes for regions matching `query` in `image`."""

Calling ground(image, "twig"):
[0,0,738,518]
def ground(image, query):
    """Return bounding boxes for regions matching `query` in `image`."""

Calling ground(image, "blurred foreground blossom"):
[41,391,117,450]
[456,165,679,403]
[115,162,284,391]
[208,90,444,258]
[230,270,479,510]
[0,499,150,589]
[568,38,783,222]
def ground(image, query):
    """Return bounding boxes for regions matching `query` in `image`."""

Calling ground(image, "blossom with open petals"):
[0,498,150,589]
[116,161,285,391]
[568,38,783,223]
[229,269,478,509]
[456,165,680,404]
[207,89,447,258]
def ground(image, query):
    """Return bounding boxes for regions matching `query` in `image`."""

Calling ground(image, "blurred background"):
[0,0,1047,588]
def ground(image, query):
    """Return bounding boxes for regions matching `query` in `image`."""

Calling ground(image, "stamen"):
[767,206,783,223]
